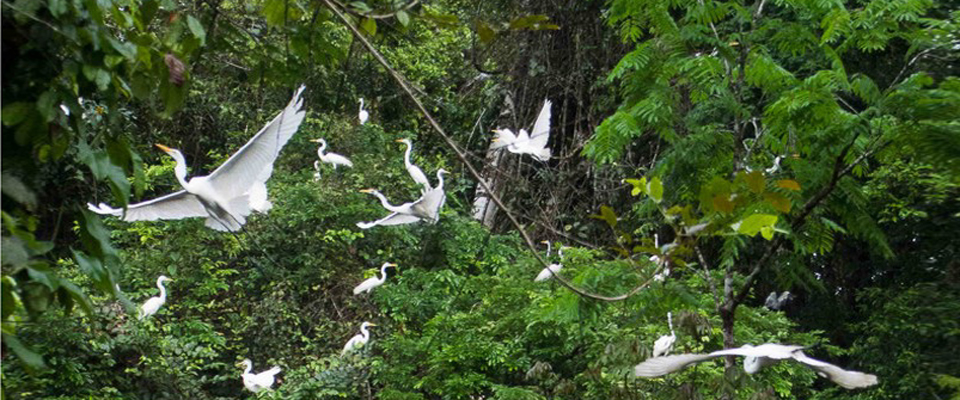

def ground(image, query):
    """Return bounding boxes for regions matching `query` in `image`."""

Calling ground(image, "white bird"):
[238,359,281,393]
[353,262,398,294]
[356,189,422,229]
[410,169,448,223]
[491,99,552,161]
[534,240,564,282]
[652,312,676,357]
[311,138,354,172]
[634,343,878,389]
[342,321,377,355]
[87,86,307,231]
[358,98,369,125]
[395,138,431,193]
[313,161,322,182]
[765,155,783,174]
[138,275,173,320]
[765,291,793,310]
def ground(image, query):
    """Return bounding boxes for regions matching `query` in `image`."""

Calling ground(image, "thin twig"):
[329,0,420,20]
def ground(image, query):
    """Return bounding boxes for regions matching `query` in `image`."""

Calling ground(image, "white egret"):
[138,275,173,320]
[356,189,422,229]
[238,359,281,393]
[410,169,448,223]
[395,139,431,192]
[534,240,564,282]
[88,86,307,231]
[342,321,377,355]
[313,161,322,182]
[634,343,878,389]
[764,291,793,310]
[358,98,369,125]
[353,262,398,294]
[652,312,676,357]
[311,138,354,171]
[765,155,783,174]
[491,99,552,161]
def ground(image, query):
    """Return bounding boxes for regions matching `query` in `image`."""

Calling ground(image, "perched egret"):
[491,99,552,161]
[353,263,398,294]
[238,359,281,393]
[410,169,448,223]
[88,86,307,231]
[358,98,369,125]
[652,312,676,357]
[534,240,564,282]
[139,275,173,320]
[765,291,793,310]
[765,155,783,174]
[342,322,377,355]
[356,189,422,229]
[395,139,431,192]
[313,161,322,182]
[634,343,878,389]
[311,138,354,173]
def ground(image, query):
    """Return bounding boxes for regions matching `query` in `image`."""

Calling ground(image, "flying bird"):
[765,291,794,310]
[634,343,878,389]
[87,86,307,231]
[238,359,281,393]
[491,99,552,161]
[356,169,447,229]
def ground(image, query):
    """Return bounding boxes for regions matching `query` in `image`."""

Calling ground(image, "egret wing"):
[527,99,552,148]
[411,189,444,221]
[635,353,719,377]
[207,85,306,199]
[792,352,878,389]
[709,343,802,359]
[490,129,517,150]
[356,212,421,229]
[88,190,208,221]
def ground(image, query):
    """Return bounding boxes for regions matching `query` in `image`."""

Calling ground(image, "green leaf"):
[262,0,287,27]
[625,178,646,196]
[187,15,206,46]
[1,236,29,267]
[776,179,801,191]
[764,192,792,213]
[2,102,33,127]
[396,10,410,27]
[107,36,137,60]
[2,276,17,321]
[77,142,130,206]
[589,205,618,229]
[737,214,779,237]
[476,20,495,44]
[82,65,111,91]
[647,177,663,203]
[1,172,37,209]
[744,170,765,194]
[361,17,377,36]
[26,265,60,291]
[58,280,93,316]
[2,332,47,370]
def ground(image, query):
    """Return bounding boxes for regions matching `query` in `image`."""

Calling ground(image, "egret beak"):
[367,323,378,327]
[386,263,398,267]
[359,188,375,193]
[394,139,406,143]
[310,138,322,143]
[155,144,173,153]
[540,240,549,244]
[491,138,500,143]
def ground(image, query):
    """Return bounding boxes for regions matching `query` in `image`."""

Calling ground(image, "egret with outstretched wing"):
[88,86,307,231]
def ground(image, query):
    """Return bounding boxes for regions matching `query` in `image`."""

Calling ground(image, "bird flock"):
[86,86,877,393]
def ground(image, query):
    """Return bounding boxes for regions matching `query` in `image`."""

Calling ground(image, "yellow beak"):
[491,138,500,143]
[310,138,322,143]
[155,144,173,153]
[386,263,398,267]
[359,188,375,193]
[394,139,406,143]
[367,323,378,327]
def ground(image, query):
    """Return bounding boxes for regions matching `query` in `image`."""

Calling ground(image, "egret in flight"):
[396,139,431,193]
[311,138,353,176]
[491,99,552,161]
[342,322,376,355]
[765,291,793,310]
[88,86,307,231]
[652,312,676,357]
[409,169,447,223]
[353,263,398,294]
[356,189,421,229]
[634,343,878,389]
[356,169,447,229]
[238,359,281,393]
[534,240,564,282]
[139,275,173,320]
[358,98,369,125]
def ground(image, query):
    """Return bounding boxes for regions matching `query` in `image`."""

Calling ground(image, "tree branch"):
[328,0,420,20]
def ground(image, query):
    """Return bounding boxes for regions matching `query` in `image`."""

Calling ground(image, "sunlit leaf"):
[745,170,765,194]
[776,179,801,191]
[361,17,377,36]
[187,16,206,46]
[647,177,663,203]
[737,214,778,237]
[396,10,410,27]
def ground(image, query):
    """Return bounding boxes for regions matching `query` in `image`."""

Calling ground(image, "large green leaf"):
[2,332,46,370]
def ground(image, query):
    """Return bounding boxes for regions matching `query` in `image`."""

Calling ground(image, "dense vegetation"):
[2,0,958,399]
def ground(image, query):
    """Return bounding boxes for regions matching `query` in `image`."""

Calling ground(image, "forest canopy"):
[1,0,958,399]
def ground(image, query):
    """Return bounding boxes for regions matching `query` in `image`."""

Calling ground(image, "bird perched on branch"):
[634,343,878,389]
[652,312,676,357]
[238,359,281,393]
[534,240,564,282]
[353,263,398,294]
[138,275,173,320]
[88,86,307,231]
